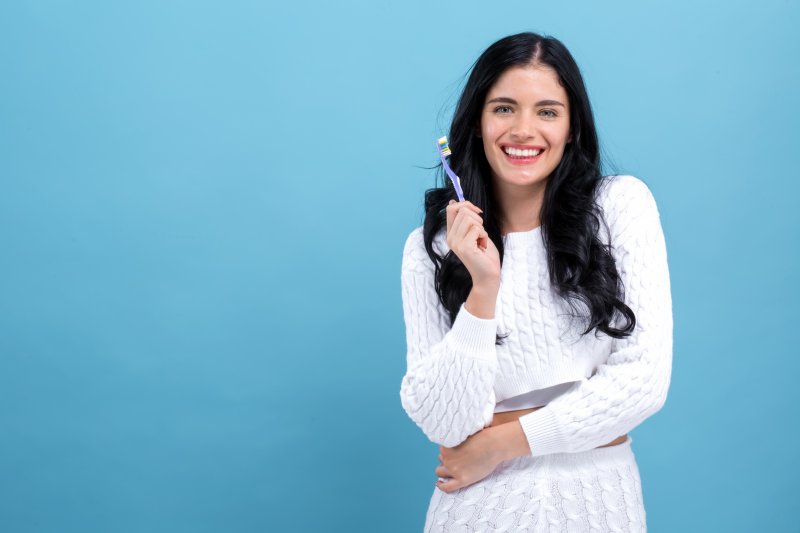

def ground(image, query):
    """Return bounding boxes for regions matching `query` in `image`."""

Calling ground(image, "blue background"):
[2,1,798,531]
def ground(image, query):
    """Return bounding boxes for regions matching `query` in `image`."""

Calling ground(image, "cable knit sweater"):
[398,174,673,456]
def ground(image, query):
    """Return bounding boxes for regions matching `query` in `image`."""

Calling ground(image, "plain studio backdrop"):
[1,1,798,532]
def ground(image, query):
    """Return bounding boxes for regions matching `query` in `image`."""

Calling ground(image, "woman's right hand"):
[446,199,501,287]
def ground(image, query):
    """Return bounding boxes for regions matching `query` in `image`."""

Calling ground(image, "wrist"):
[489,420,532,462]
[472,279,500,294]
[465,283,499,319]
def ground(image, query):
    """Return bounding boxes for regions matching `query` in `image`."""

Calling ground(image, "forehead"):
[485,65,567,101]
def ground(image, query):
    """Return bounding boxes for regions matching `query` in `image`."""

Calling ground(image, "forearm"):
[464,281,500,319]
[401,268,500,447]
[400,294,500,447]
[486,408,629,461]
[489,420,532,462]
[401,350,497,447]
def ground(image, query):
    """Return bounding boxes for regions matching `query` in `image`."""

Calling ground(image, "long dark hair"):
[422,31,636,343]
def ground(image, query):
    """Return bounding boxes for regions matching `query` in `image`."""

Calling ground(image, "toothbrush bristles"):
[437,136,452,157]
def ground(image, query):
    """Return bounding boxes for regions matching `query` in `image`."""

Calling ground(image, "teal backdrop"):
[1,1,798,531]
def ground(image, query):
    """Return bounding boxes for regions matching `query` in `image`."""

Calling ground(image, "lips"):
[501,147,545,165]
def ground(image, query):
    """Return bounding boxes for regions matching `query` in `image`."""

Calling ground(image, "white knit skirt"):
[424,436,646,532]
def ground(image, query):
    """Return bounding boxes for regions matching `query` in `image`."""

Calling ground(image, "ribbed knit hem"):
[518,407,570,457]
[443,302,498,362]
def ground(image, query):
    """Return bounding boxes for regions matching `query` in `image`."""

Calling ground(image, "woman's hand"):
[434,420,533,493]
[445,199,500,287]
[434,426,505,493]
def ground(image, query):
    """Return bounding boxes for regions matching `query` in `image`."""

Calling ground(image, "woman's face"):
[479,64,572,191]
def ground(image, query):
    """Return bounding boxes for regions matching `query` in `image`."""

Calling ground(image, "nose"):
[510,111,536,140]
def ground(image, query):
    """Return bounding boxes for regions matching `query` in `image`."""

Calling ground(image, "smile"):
[502,146,545,165]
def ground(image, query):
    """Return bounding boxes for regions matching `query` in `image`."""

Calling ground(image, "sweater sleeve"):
[518,176,673,456]
[398,227,499,448]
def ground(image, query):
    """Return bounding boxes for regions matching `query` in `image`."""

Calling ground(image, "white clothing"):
[424,435,645,532]
[398,174,673,456]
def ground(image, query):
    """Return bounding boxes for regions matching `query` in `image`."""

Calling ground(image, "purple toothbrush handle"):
[438,149,465,202]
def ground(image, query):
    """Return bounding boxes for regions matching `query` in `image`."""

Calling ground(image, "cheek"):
[480,116,503,140]
[480,135,496,158]
[544,127,571,148]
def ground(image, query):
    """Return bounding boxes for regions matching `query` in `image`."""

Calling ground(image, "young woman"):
[399,32,672,531]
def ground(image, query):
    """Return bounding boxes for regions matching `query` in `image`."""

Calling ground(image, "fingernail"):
[449,200,455,205]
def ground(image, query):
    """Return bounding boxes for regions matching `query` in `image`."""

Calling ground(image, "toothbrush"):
[437,136,465,202]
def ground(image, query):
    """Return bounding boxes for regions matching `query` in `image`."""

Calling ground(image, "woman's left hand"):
[435,426,505,493]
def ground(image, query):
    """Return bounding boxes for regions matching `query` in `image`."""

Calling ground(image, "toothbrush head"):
[437,136,452,158]
[436,135,465,202]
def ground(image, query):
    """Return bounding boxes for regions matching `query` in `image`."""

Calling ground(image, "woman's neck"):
[494,179,546,236]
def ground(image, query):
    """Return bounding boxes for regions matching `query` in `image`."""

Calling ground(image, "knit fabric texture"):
[399,174,673,455]
[424,436,646,532]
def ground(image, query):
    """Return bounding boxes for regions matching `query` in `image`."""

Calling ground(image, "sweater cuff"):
[518,407,569,457]
[444,302,498,362]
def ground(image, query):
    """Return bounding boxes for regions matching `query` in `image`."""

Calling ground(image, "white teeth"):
[503,147,543,157]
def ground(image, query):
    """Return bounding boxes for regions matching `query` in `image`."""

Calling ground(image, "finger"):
[445,200,472,229]
[454,204,483,220]
[450,209,484,249]
[436,478,461,494]
[456,209,483,232]
[447,200,483,231]
[461,200,484,215]
[467,224,484,250]
[450,216,480,254]
[451,201,483,220]
[451,199,483,214]
[448,209,472,250]
[476,226,490,251]
[446,201,457,232]
[454,222,483,254]
[434,465,450,478]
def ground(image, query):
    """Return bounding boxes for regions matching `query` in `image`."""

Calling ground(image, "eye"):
[493,105,513,114]
[540,109,557,118]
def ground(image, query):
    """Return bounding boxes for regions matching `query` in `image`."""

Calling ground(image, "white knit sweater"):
[399,174,673,455]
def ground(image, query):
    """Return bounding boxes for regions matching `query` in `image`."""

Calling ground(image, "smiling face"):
[479,64,572,194]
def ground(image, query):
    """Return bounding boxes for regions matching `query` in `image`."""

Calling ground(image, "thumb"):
[436,478,459,493]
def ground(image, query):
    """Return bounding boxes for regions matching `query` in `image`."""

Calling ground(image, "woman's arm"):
[399,227,500,448]
[434,417,530,493]
[517,176,673,456]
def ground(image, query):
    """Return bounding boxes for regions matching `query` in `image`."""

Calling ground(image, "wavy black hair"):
[421,31,636,343]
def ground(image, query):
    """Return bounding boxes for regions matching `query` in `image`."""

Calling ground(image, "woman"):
[399,32,672,532]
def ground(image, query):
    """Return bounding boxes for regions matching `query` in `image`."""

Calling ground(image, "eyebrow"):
[485,97,565,107]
